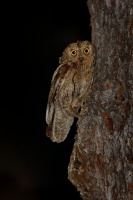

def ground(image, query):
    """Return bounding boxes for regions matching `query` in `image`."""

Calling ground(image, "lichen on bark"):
[68,1,133,199]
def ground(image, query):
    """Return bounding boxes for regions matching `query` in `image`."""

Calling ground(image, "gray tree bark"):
[68,1,133,199]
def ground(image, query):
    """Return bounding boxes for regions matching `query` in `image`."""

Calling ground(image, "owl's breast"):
[74,64,93,94]
[58,64,93,112]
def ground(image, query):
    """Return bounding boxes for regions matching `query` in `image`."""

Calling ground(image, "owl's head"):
[59,40,96,66]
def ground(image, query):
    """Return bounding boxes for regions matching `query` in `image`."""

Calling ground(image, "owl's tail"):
[46,105,74,143]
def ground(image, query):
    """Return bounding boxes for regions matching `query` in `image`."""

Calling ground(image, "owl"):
[46,40,96,143]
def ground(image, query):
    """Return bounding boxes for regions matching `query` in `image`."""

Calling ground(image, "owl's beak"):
[79,57,84,62]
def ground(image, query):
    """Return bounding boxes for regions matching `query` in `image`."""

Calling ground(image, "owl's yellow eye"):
[84,47,90,55]
[71,49,77,56]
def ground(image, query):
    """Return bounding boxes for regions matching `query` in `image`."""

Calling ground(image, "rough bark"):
[68,1,133,199]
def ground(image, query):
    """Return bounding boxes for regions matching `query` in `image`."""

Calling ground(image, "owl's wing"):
[46,64,68,124]
[46,64,74,143]
[46,104,74,143]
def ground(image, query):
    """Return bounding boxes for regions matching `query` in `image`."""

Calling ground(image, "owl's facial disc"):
[78,46,91,64]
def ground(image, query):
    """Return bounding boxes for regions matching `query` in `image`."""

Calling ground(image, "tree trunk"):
[68,0,133,199]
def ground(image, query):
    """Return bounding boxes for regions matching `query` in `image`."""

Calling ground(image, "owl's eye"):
[84,47,90,55]
[71,49,77,56]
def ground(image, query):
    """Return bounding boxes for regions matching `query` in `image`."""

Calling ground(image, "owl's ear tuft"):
[76,40,82,47]
[59,56,63,64]
[59,52,66,64]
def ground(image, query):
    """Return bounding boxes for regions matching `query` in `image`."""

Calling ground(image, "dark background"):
[1,0,91,199]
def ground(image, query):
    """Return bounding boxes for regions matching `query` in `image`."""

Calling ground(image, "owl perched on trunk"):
[46,40,96,143]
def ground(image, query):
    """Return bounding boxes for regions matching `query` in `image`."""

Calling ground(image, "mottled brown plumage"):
[46,40,96,142]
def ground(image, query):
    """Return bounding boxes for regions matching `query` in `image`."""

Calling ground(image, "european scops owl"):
[46,40,96,143]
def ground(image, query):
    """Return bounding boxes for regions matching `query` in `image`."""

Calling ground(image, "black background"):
[1,0,91,199]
